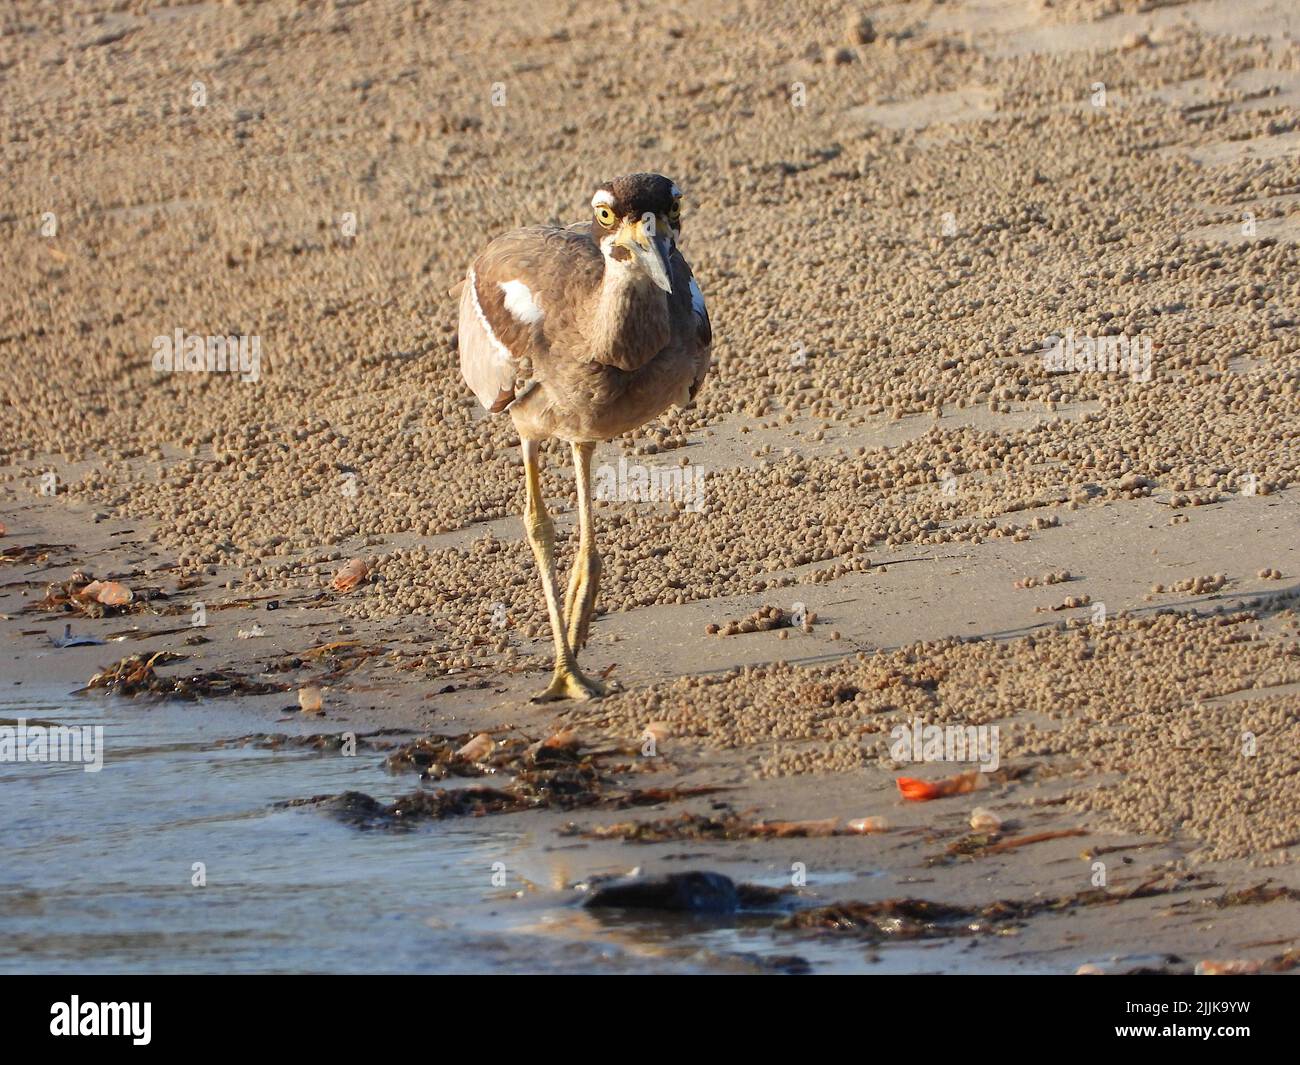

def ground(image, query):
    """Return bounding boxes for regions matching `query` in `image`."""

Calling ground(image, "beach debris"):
[1195,952,1300,975]
[384,730,512,777]
[387,726,608,778]
[571,870,1218,947]
[781,873,1201,943]
[80,650,185,696]
[298,640,364,659]
[753,818,839,837]
[287,775,730,829]
[542,727,580,751]
[969,807,1002,832]
[1076,954,1184,976]
[320,727,729,827]
[1195,959,1261,976]
[929,827,1088,865]
[332,558,369,592]
[280,787,528,828]
[50,623,105,648]
[216,730,393,753]
[78,651,288,700]
[237,622,266,639]
[81,580,133,606]
[1,542,69,566]
[568,809,892,843]
[271,639,390,682]
[781,898,989,940]
[568,871,1215,946]
[896,770,983,801]
[456,732,495,762]
[1192,952,1300,976]
[1079,840,1165,860]
[930,833,1003,863]
[327,775,721,823]
[581,871,790,914]
[298,685,324,713]
[1206,882,1300,907]
[0,521,6,536]
[981,828,1087,854]
[568,811,764,842]
[24,572,154,618]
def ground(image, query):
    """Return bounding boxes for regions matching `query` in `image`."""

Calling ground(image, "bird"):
[452,173,712,702]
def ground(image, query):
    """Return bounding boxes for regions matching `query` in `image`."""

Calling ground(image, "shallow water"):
[0,687,1041,974]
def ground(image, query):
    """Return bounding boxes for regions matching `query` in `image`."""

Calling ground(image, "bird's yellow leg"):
[521,439,604,702]
[564,441,602,652]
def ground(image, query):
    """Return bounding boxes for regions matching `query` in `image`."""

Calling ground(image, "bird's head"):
[590,173,682,294]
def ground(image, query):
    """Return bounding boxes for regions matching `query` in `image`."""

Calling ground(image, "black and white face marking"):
[590,174,682,291]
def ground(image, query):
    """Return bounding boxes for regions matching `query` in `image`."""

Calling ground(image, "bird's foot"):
[530,666,607,703]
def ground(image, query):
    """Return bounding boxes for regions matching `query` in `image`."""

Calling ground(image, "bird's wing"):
[456,226,600,413]
[672,255,712,402]
[687,271,712,349]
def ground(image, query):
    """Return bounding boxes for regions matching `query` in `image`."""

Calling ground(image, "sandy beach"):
[2,0,1299,974]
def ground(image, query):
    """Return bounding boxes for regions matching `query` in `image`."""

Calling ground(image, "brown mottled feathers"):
[456,205,711,440]
[457,226,600,413]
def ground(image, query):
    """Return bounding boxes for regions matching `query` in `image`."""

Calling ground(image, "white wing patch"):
[467,268,511,362]
[689,276,707,321]
[459,266,516,411]
[499,279,544,325]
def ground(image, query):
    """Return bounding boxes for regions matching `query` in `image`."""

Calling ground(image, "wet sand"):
[2,0,1300,971]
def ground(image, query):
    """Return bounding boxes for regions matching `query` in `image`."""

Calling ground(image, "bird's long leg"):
[564,441,602,652]
[521,439,604,703]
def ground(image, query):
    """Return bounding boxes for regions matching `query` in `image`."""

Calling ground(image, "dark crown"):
[595,173,678,217]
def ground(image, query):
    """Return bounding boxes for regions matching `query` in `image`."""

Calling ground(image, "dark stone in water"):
[583,871,741,913]
[323,790,388,820]
[278,787,526,828]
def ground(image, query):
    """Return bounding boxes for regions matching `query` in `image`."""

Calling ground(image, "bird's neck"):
[588,259,671,369]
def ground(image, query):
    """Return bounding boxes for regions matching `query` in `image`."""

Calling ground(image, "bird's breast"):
[583,264,671,371]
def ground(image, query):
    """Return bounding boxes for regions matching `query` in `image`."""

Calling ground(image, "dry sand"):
[2,0,1299,970]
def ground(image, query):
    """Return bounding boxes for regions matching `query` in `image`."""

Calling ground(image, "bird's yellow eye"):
[594,205,616,227]
[669,199,682,221]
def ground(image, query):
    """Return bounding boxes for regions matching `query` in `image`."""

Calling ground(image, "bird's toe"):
[530,668,606,703]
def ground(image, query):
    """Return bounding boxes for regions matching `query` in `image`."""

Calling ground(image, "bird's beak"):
[614,212,673,293]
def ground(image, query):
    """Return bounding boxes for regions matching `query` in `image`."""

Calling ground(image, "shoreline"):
[4,483,1298,974]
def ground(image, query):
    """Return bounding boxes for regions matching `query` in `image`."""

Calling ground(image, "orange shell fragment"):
[79,580,133,606]
[456,733,495,762]
[331,558,369,592]
[896,770,982,801]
